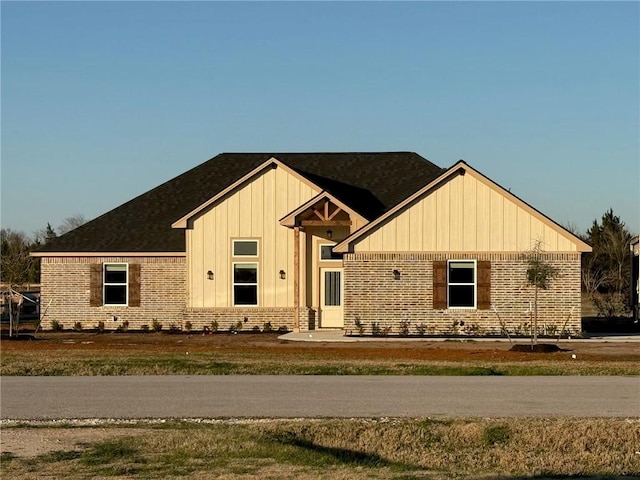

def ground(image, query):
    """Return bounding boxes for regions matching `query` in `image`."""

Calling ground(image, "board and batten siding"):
[354,172,577,253]
[186,166,320,308]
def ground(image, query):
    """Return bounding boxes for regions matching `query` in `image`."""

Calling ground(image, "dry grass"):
[2,418,639,479]
[2,349,639,376]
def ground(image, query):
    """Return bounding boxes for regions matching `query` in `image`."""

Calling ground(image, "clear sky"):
[2,1,639,237]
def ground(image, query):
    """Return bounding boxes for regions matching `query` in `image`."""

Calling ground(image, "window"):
[90,263,140,308]
[233,240,258,257]
[104,263,128,305]
[319,244,342,261]
[447,260,476,308]
[233,263,258,306]
[231,239,259,306]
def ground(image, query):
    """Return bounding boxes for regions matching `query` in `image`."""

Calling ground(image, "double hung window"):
[447,260,476,308]
[104,263,128,305]
[232,240,258,306]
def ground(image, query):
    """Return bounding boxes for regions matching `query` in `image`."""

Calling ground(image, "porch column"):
[293,226,300,332]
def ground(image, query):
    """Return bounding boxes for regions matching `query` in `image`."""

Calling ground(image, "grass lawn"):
[2,418,639,479]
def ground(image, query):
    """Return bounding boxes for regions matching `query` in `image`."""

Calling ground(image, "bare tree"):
[57,214,86,235]
[1,229,36,337]
[1,229,35,288]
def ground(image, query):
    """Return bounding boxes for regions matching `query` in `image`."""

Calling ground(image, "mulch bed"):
[509,343,564,353]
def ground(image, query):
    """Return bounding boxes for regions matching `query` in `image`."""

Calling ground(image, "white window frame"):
[447,260,477,309]
[319,243,342,262]
[103,263,128,306]
[232,262,259,307]
[232,239,259,258]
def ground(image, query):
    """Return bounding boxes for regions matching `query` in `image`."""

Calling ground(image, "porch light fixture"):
[207,270,214,280]
[279,269,286,280]
[326,229,333,239]
[393,269,401,280]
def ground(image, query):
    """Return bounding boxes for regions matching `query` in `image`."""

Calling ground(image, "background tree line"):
[1,214,85,288]
[578,209,635,317]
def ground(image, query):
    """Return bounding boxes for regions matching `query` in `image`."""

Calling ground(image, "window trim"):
[447,259,477,309]
[103,263,129,306]
[232,261,259,307]
[232,239,259,258]
[318,243,342,262]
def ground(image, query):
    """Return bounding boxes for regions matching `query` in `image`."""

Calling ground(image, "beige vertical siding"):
[354,172,577,253]
[187,166,320,308]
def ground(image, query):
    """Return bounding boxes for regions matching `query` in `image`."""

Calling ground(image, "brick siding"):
[343,252,582,336]
[40,257,186,331]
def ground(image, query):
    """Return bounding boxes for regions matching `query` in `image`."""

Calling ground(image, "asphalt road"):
[1,376,638,420]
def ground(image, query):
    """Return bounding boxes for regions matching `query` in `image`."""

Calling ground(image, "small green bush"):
[415,323,427,336]
[50,320,63,332]
[168,323,181,334]
[371,322,391,336]
[140,324,149,333]
[354,317,365,335]
[210,320,219,333]
[399,319,410,336]
[96,321,105,334]
[152,319,162,332]
[184,321,192,333]
[73,321,83,332]
[263,321,273,332]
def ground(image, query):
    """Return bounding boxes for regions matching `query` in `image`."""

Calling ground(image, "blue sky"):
[2,1,639,237]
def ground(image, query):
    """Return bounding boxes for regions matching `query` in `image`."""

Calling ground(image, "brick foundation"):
[343,252,582,336]
[182,307,315,332]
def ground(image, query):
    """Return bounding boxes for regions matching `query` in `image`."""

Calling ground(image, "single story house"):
[33,152,591,335]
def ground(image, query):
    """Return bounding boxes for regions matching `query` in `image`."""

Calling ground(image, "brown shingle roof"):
[35,152,444,253]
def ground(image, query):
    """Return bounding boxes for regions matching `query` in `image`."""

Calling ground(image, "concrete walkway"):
[279,330,640,343]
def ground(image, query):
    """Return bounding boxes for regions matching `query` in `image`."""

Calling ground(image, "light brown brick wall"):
[343,252,582,336]
[40,257,186,331]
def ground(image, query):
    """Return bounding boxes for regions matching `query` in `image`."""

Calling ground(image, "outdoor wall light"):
[207,270,214,280]
[279,269,286,280]
[393,269,401,280]
[326,229,333,239]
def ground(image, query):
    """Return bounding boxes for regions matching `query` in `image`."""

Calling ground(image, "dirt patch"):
[1,332,638,363]
[0,427,144,458]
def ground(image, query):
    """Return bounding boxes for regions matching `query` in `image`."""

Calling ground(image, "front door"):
[320,268,343,328]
